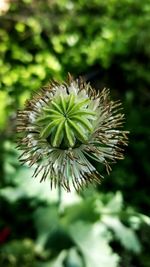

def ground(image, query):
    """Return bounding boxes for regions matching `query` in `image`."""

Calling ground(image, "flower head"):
[17,74,128,191]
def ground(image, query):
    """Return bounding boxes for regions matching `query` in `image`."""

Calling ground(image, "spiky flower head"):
[17,74,128,191]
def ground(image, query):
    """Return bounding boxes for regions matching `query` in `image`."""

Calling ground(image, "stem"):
[58,183,62,209]
[57,183,64,215]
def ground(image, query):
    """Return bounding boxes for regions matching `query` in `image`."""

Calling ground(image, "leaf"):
[102,216,141,253]
[65,248,83,267]
[33,206,59,251]
[139,214,150,226]
[104,191,123,213]
[0,166,58,203]
[69,222,119,267]
[39,251,67,267]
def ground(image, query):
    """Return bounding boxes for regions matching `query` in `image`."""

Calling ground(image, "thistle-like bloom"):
[17,74,128,191]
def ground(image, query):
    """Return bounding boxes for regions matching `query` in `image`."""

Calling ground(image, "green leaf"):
[41,251,67,267]
[0,166,56,203]
[69,222,119,267]
[65,248,83,267]
[33,206,59,251]
[104,191,123,213]
[102,216,141,253]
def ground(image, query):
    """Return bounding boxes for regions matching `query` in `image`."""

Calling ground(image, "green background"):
[0,0,150,266]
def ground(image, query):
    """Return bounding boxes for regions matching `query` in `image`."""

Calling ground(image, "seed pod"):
[17,74,129,191]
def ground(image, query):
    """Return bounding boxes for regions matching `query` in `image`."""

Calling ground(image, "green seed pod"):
[17,74,129,191]
[38,93,95,148]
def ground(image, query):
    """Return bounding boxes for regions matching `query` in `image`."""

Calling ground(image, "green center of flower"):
[37,93,96,148]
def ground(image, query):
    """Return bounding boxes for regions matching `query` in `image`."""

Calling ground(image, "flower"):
[17,74,128,191]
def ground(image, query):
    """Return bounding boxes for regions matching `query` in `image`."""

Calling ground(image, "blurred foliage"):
[0,0,150,266]
[1,155,150,267]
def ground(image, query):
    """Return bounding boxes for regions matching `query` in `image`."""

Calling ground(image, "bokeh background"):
[0,0,150,266]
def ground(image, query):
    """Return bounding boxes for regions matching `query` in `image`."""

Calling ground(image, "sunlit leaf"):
[102,216,141,253]
[69,222,119,267]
